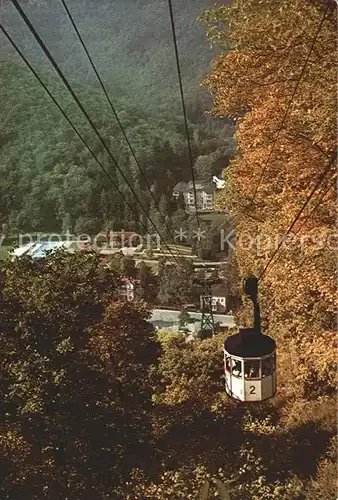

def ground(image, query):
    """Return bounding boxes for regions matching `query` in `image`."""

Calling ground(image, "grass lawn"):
[166,244,191,254]
[199,213,226,223]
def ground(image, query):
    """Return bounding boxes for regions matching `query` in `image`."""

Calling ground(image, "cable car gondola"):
[224,276,276,402]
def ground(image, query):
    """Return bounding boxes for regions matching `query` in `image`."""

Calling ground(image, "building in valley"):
[11,241,74,260]
[173,181,215,213]
[117,277,139,301]
[200,282,228,313]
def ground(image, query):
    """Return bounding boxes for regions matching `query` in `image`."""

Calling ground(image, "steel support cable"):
[0,26,128,215]
[249,3,331,206]
[60,0,179,249]
[9,0,183,269]
[261,177,336,276]
[211,2,332,234]
[259,151,336,280]
[0,24,181,270]
[167,0,200,230]
[166,1,332,253]
[212,165,335,276]
[212,4,332,245]
[286,177,336,238]
[287,178,336,272]
[187,4,332,283]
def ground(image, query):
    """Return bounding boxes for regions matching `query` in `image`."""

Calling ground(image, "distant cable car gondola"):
[224,276,276,402]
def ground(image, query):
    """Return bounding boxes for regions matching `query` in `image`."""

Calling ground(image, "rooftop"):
[12,241,73,259]
[224,331,276,357]
[211,284,228,297]
[173,181,189,193]
[173,180,216,194]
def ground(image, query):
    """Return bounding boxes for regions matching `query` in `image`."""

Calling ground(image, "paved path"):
[150,308,236,330]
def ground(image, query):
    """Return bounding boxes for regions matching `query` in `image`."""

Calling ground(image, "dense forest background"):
[0,0,234,234]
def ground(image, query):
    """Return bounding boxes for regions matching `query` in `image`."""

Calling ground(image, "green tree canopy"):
[0,251,159,498]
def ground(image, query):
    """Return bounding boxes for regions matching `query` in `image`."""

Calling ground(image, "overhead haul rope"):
[211,3,333,247]
[0,25,155,248]
[0,25,182,271]
[60,0,180,250]
[258,152,336,280]
[9,0,184,270]
[168,0,201,231]
[249,2,331,204]
[7,1,334,280]
[283,178,336,273]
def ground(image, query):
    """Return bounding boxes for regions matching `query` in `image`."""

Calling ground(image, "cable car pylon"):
[194,269,219,339]
[199,279,216,339]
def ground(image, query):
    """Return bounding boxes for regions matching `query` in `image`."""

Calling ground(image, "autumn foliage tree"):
[1,1,337,497]
[200,0,337,398]
[199,1,337,495]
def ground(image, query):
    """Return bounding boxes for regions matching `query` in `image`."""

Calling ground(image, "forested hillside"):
[2,0,226,111]
[0,0,234,233]
[0,1,337,499]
